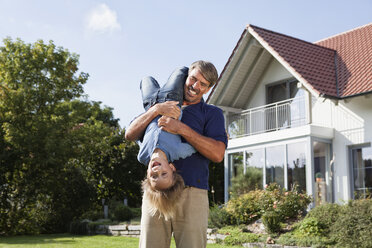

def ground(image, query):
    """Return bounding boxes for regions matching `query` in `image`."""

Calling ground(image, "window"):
[228,152,244,187]
[246,149,264,189]
[287,142,307,192]
[350,144,372,199]
[265,79,305,130]
[266,79,300,104]
[266,145,285,188]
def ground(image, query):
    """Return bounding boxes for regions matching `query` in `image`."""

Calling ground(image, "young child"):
[137,66,196,220]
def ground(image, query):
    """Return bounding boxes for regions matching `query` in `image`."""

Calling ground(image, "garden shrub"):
[260,183,311,221]
[262,210,282,233]
[277,219,333,248]
[305,203,342,235]
[277,187,312,220]
[209,204,234,228]
[130,207,141,218]
[113,205,133,221]
[277,231,329,248]
[80,209,103,221]
[297,217,324,237]
[224,232,260,246]
[225,189,262,224]
[330,199,372,248]
[217,226,260,246]
[278,200,372,248]
[224,183,311,226]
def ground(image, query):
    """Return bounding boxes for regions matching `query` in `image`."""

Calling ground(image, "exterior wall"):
[247,59,293,109]
[312,95,372,203]
[223,55,372,205]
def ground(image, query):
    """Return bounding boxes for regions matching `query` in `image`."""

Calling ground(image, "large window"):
[246,149,264,188]
[228,152,244,187]
[266,79,301,104]
[313,141,332,205]
[287,142,307,192]
[266,145,285,188]
[227,142,309,200]
[351,145,372,199]
[266,80,305,130]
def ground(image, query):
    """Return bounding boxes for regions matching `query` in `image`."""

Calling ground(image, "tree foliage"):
[0,38,144,235]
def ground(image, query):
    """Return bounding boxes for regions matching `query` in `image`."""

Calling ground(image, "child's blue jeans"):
[140,67,188,111]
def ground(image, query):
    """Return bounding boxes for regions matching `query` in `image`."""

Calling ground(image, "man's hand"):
[124,101,180,141]
[158,116,183,134]
[153,101,180,119]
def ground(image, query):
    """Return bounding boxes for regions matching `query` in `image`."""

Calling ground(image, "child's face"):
[147,149,176,190]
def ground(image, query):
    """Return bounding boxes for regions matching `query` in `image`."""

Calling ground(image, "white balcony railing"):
[228,96,307,138]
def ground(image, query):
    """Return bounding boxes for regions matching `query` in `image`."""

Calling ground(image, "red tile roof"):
[315,23,372,97]
[249,23,372,98]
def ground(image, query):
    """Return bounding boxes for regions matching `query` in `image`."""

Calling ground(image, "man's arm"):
[124,101,180,141]
[157,116,226,163]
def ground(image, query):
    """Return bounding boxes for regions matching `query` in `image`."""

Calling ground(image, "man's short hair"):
[189,60,218,87]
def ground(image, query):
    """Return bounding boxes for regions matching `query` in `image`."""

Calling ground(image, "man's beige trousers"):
[139,187,209,248]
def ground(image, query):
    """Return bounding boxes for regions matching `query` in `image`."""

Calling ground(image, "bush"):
[297,217,324,237]
[277,187,312,220]
[330,199,372,248]
[224,183,311,226]
[277,231,329,248]
[130,207,141,218]
[113,205,133,221]
[262,210,282,233]
[224,232,260,246]
[80,209,103,221]
[225,190,262,224]
[260,183,311,221]
[278,200,372,248]
[305,203,342,235]
[209,204,234,228]
[217,226,260,246]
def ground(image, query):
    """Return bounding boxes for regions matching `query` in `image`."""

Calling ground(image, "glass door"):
[313,141,333,205]
[350,145,372,199]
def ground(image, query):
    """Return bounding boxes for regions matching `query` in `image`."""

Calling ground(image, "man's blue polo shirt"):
[174,100,228,190]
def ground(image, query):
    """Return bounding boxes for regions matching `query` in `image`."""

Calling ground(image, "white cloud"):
[86,4,121,33]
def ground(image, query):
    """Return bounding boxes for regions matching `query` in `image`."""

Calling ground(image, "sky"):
[0,0,371,128]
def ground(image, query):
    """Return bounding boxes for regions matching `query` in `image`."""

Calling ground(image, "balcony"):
[227,96,307,139]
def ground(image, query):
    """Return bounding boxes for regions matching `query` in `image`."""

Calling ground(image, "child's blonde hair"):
[142,172,184,220]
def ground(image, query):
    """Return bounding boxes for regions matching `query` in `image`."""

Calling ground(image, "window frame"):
[349,142,372,199]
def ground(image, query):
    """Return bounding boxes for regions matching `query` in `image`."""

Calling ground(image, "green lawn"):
[0,234,240,248]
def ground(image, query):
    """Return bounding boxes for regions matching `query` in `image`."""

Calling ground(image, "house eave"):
[227,124,334,152]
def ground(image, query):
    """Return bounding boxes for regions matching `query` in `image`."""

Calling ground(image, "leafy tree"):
[0,38,89,234]
[0,38,145,235]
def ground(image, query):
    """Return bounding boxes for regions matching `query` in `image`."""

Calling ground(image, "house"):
[207,23,372,206]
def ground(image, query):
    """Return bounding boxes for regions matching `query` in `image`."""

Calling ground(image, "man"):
[125,60,227,248]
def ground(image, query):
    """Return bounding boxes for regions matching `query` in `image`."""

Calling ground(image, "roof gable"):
[248,24,338,97]
[208,23,372,105]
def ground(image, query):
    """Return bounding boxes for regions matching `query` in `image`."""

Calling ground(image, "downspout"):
[334,51,340,98]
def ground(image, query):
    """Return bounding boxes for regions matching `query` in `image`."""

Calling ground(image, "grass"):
[0,234,241,248]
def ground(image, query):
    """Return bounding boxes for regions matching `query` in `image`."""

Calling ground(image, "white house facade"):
[207,23,372,207]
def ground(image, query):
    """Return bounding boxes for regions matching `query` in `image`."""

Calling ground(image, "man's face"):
[183,68,212,105]
[147,149,176,190]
